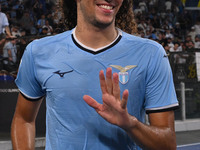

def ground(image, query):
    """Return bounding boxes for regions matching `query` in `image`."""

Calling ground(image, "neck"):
[75,22,118,49]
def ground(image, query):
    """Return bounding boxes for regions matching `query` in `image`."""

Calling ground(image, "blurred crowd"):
[133,0,200,52]
[0,0,200,78]
[0,0,62,36]
[0,0,62,77]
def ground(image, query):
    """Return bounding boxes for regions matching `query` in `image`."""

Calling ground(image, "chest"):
[35,47,150,115]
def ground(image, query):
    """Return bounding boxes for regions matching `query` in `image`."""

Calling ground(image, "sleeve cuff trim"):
[19,89,44,101]
[146,103,179,114]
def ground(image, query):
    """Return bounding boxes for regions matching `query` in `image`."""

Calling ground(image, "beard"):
[92,19,114,29]
[79,3,116,29]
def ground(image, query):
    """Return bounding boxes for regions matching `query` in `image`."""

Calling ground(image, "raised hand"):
[83,67,134,130]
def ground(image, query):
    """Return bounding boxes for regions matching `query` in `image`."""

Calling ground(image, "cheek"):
[116,0,123,11]
[119,0,124,6]
[80,2,93,15]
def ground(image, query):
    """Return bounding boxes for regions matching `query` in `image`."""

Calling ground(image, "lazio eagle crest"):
[110,65,137,84]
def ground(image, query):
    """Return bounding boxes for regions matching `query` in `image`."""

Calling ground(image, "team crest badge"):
[110,65,137,84]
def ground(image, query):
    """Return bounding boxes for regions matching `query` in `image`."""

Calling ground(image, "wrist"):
[122,115,139,132]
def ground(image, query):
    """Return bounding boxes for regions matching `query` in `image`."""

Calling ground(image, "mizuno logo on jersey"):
[110,65,137,84]
[54,70,73,77]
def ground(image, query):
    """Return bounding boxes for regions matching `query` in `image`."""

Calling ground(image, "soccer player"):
[11,0,179,150]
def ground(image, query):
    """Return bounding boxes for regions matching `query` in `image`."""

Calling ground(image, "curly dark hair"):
[61,0,137,34]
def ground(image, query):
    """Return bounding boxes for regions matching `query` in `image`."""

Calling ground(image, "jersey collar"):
[71,28,122,55]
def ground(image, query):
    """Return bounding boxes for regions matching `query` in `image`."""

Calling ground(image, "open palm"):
[83,68,133,129]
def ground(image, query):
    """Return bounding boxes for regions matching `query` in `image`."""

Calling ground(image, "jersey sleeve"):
[145,45,179,113]
[15,42,45,100]
[2,13,9,26]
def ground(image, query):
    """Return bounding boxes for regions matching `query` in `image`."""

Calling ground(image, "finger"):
[106,68,113,94]
[83,95,101,111]
[121,89,129,109]
[112,73,121,100]
[99,70,108,94]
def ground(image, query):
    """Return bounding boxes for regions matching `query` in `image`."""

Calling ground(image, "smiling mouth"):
[98,4,114,10]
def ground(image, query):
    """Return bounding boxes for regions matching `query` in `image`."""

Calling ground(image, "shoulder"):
[0,12,5,16]
[26,30,72,57]
[0,12,7,18]
[121,31,164,55]
[4,42,12,48]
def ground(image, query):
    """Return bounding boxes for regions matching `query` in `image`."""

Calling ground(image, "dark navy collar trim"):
[71,34,122,55]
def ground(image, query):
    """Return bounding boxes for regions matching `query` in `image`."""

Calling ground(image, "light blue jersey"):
[15,28,179,150]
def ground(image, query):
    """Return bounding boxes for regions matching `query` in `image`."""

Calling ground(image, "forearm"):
[11,116,36,150]
[0,39,5,45]
[5,26,12,37]
[8,50,13,61]
[124,116,176,150]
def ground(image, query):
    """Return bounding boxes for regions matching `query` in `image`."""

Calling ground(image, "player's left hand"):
[83,68,135,130]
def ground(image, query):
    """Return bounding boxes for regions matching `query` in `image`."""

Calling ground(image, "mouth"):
[98,4,114,10]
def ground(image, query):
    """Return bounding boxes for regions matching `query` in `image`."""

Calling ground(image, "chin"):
[93,19,114,29]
